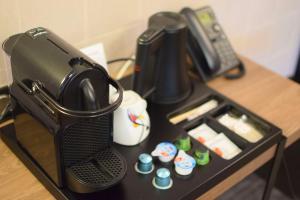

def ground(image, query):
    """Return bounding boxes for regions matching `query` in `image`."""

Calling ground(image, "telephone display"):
[181,6,245,81]
[197,12,213,25]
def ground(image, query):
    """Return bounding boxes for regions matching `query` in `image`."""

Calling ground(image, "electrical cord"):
[107,57,135,65]
[224,63,246,79]
[0,101,10,122]
[108,56,246,81]
[0,85,9,95]
[0,86,10,125]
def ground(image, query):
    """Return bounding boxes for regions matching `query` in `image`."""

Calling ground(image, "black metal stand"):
[262,136,287,200]
[0,78,283,200]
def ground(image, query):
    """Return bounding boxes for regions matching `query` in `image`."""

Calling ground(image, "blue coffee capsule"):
[152,168,173,190]
[135,153,154,174]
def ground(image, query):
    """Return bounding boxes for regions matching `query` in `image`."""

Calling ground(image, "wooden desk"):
[1,57,300,200]
[200,57,300,199]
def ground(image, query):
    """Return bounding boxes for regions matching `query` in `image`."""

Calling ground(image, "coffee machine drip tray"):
[66,148,127,193]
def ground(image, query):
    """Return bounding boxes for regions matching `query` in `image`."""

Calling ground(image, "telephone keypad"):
[213,40,239,68]
[198,8,241,69]
[183,5,242,80]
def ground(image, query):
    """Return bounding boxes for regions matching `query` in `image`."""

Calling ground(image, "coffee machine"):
[2,27,127,193]
[133,12,191,104]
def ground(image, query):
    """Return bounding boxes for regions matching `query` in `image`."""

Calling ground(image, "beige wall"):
[1,0,300,86]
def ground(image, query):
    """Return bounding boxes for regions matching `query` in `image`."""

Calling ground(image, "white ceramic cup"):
[110,90,150,146]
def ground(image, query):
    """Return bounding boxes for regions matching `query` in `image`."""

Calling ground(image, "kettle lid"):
[149,12,186,33]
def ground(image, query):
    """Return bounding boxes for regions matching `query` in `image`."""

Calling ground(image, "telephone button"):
[221,34,226,39]
[213,24,221,32]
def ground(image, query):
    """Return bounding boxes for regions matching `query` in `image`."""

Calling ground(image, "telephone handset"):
[181,6,245,81]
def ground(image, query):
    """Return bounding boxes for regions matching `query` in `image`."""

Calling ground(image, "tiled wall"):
[1,0,300,86]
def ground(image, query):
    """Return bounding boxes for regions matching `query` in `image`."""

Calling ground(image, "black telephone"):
[181,6,245,81]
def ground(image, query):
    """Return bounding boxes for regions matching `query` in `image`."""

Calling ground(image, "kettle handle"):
[28,77,123,118]
[133,27,164,99]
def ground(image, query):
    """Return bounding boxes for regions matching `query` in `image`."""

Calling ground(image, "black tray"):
[0,76,282,200]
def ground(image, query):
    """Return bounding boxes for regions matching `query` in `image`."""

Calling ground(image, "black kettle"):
[133,12,191,104]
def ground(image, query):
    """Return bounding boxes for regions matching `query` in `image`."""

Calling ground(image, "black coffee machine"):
[133,12,191,104]
[2,28,127,193]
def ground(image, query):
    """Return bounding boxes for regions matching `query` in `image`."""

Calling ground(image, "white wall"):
[0,0,300,86]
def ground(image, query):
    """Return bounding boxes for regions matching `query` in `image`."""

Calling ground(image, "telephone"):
[181,6,245,81]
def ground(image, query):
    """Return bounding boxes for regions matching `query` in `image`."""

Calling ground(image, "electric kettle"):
[133,12,191,104]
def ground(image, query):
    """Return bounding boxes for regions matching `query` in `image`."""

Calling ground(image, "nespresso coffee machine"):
[133,12,191,104]
[2,27,127,193]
